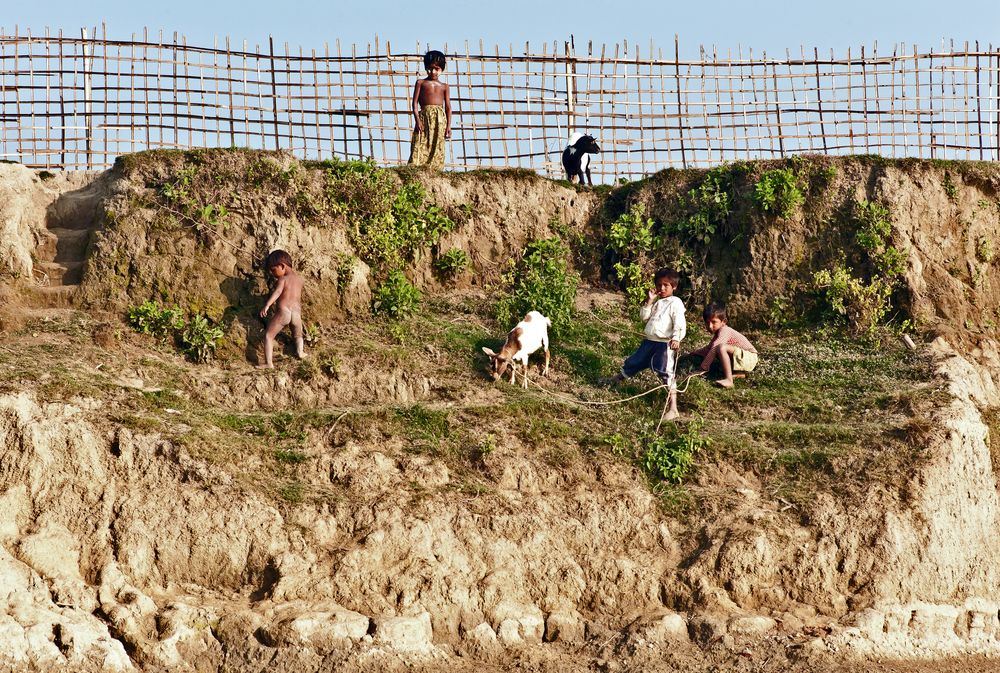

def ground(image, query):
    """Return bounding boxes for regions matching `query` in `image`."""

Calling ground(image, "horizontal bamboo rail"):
[0,27,997,181]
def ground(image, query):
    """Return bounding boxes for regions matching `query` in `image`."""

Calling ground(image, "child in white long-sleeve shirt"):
[602,267,686,420]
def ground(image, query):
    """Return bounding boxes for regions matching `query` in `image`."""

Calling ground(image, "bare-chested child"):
[407,50,451,169]
[258,249,305,369]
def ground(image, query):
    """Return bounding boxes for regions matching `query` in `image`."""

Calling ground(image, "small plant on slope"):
[373,270,422,319]
[642,417,709,484]
[433,248,469,280]
[812,199,908,338]
[179,313,225,363]
[608,202,660,304]
[752,167,804,218]
[495,238,578,333]
[127,300,184,342]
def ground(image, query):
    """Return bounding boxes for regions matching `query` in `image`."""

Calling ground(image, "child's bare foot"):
[715,378,734,388]
[663,407,680,421]
[256,363,274,370]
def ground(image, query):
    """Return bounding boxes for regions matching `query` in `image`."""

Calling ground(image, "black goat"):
[561,133,601,185]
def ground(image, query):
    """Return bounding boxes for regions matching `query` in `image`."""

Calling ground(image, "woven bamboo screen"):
[1,27,998,181]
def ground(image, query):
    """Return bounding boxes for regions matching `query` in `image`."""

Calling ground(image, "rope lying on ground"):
[525,369,704,409]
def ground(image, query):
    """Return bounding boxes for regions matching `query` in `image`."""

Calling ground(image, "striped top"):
[691,324,756,371]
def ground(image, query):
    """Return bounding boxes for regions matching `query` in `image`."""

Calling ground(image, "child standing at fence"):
[408,50,452,169]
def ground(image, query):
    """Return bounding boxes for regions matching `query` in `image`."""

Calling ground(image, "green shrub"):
[495,238,578,333]
[607,203,661,302]
[752,168,804,218]
[642,417,709,484]
[323,159,454,277]
[942,172,957,201]
[373,270,422,319]
[179,313,225,363]
[669,166,732,245]
[127,300,183,341]
[976,236,995,263]
[335,253,357,292]
[812,199,908,338]
[609,202,658,252]
[612,260,647,305]
[433,248,469,279]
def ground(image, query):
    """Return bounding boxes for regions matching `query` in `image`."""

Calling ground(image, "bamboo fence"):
[1,26,998,181]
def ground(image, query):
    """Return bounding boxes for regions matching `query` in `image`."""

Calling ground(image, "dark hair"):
[653,267,680,289]
[703,302,728,323]
[424,50,446,70]
[264,249,293,269]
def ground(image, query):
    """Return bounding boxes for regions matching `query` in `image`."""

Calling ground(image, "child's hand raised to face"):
[646,287,658,303]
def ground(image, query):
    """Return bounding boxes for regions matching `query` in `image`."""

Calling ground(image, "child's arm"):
[668,301,686,350]
[411,80,424,133]
[260,278,286,317]
[443,82,452,139]
[638,288,657,322]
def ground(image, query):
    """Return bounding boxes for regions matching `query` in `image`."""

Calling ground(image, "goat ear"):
[482,347,497,357]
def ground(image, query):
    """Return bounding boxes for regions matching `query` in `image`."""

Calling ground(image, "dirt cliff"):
[0,151,999,672]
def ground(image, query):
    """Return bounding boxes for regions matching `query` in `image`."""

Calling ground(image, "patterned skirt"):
[408,105,446,169]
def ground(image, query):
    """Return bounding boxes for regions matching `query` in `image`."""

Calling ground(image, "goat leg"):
[509,362,516,384]
[543,349,550,376]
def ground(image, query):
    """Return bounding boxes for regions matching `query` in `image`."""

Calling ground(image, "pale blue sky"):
[5,0,999,55]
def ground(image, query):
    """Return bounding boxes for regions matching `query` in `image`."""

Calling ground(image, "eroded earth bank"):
[1,152,999,672]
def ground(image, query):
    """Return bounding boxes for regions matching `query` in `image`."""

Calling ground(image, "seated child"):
[258,249,305,369]
[602,267,686,420]
[688,302,758,388]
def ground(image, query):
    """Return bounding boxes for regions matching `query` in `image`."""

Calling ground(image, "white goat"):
[482,310,551,389]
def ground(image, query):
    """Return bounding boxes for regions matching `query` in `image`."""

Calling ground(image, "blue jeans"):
[621,339,677,388]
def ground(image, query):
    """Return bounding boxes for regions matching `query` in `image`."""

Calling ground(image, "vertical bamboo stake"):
[146,28,154,152]
[566,39,576,137]
[496,43,510,166]
[454,40,470,167]
[57,28,67,167]
[764,51,785,158]
[267,36,280,150]
[81,27,93,166]
[814,46,828,153]
[12,26,24,164]
[373,37,385,164]
[700,45,712,165]
[656,46,671,166]
[889,43,897,157]
[224,36,234,149]
[336,39,346,158]
[986,42,1000,161]
[128,33,137,156]
[324,41,334,161]
[873,41,882,154]
[674,35,686,168]
[365,41,375,160]
[350,41,360,158]
[639,42,648,178]
[26,28,37,165]
[310,47,320,159]
[610,41,620,176]
[963,40,971,158]
[729,46,744,160]
[712,45,725,164]
[171,31,180,149]
[860,45,871,154]
[785,48,803,153]
[44,27,53,167]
